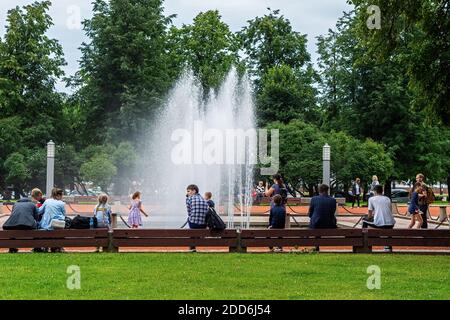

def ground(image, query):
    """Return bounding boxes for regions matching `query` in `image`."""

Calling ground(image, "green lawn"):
[0,253,448,300]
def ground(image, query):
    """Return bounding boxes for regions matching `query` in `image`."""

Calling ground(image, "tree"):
[257,64,318,125]
[239,9,318,126]
[80,155,117,194]
[350,0,450,126]
[239,8,310,81]
[0,0,65,139]
[0,1,66,192]
[266,120,393,196]
[75,0,175,143]
[169,10,240,95]
[4,153,30,197]
[111,142,137,195]
[315,9,448,195]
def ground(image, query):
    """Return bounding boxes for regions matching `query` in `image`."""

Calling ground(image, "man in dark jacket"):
[308,184,337,229]
[3,198,39,253]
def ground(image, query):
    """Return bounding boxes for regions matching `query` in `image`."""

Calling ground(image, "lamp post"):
[46,140,55,197]
[322,144,331,193]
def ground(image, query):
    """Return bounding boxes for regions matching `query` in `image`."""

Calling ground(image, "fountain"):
[137,69,256,229]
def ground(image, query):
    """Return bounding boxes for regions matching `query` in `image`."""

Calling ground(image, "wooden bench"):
[0,228,449,253]
[111,229,239,252]
[364,229,450,252]
[239,229,364,253]
[0,229,110,251]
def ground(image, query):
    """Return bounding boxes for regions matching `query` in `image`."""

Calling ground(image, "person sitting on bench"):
[308,184,337,229]
[363,184,396,252]
[2,196,39,253]
[363,185,396,229]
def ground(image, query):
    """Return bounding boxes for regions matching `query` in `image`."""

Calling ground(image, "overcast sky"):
[0,0,353,93]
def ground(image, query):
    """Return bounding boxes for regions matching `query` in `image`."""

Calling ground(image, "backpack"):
[278,185,288,204]
[205,207,226,231]
[426,187,435,205]
[70,215,97,229]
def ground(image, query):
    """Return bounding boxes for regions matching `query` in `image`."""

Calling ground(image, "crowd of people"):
[1,173,437,253]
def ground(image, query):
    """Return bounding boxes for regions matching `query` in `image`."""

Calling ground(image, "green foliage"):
[239,9,318,126]
[257,64,318,125]
[350,0,450,126]
[316,9,450,187]
[76,0,175,143]
[266,120,393,194]
[0,1,66,193]
[169,10,240,95]
[80,154,117,193]
[239,9,310,81]
[4,153,30,189]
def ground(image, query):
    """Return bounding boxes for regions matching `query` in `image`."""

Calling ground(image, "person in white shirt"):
[363,185,396,228]
[363,184,396,252]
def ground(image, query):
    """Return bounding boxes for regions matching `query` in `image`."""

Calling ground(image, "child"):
[128,191,149,228]
[94,194,112,229]
[204,192,215,208]
[408,183,424,229]
[269,194,286,252]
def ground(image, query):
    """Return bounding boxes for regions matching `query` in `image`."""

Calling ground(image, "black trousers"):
[419,204,428,229]
[352,195,361,207]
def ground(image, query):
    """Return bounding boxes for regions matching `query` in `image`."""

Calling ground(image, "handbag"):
[50,219,66,229]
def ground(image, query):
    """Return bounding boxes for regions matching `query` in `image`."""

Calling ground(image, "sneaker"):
[8,248,18,253]
[384,246,393,253]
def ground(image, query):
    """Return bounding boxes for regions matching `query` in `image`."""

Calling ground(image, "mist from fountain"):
[137,69,256,229]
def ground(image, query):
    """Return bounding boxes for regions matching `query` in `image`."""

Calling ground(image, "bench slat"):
[241,238,363,247]
[113,229,237,238]
[240,229,361,237]
[367,229,450,237]
[0,229,109,239]
[0,239,109,248]
[113,238,237,247]
[368,238,450,246]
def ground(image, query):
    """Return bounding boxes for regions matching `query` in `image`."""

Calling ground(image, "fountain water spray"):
[138,69,256,229]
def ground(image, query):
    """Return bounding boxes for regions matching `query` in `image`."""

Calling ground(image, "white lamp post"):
[322,144,331,193]
[46,140,55,197]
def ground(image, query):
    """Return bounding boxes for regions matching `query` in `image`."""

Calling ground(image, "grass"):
[0,253,448,300]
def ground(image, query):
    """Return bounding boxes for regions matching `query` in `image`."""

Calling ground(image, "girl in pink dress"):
[128,191,149,228]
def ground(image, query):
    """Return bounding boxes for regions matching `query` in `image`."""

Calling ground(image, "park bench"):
[111,229,239,252]
[0,228,449,253]
[0,229,110,251]
[239,229,364,253]
[363,229,450,252]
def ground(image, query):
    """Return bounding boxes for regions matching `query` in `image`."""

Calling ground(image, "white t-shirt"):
[368,195,396,226]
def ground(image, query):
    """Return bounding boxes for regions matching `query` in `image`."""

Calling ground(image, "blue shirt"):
[206,199,215,208]
[38,198,66,230]
[186,194,209,225]
[408,192,420,213]
[269,204,286,228]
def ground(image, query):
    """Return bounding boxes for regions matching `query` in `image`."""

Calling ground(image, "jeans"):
[188,222,206,251]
